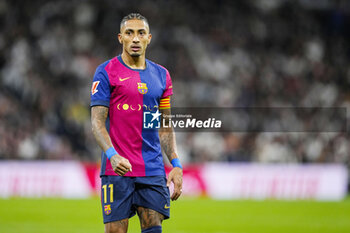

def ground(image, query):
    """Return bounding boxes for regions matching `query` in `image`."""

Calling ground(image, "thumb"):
[167,174,172,187]
[125,159,132,172]
[127,161,132,172]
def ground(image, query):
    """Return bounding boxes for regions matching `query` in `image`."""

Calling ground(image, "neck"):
[121,52,146,69]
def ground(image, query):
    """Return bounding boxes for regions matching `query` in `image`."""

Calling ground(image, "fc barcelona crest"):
[104,205,111,215]
[137,83,148,94]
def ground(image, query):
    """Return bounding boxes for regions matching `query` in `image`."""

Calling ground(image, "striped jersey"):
[90,55,173,177]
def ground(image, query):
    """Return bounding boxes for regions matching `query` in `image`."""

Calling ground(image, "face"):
[118,19,152,57]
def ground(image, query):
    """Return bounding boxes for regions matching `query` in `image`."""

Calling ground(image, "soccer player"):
[90,13,183,233]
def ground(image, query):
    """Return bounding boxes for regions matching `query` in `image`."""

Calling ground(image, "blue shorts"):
[101,176,171,224]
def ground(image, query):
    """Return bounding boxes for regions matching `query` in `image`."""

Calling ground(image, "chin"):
[131,53,141,57]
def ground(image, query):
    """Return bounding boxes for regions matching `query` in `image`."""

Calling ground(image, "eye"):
[126,31,132,35]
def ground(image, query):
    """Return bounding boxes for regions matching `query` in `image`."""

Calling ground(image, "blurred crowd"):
[0,0,349,168]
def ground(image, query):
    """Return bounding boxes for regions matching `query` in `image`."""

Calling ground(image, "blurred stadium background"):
[0,0,350,232]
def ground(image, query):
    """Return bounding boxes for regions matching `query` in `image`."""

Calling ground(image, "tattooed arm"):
[159,106,183,201]
[91,106,132,176]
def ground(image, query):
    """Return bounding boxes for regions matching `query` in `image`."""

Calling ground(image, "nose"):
[133,35,140,43]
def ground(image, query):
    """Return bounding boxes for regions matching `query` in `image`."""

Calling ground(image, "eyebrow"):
[124,28,147,32]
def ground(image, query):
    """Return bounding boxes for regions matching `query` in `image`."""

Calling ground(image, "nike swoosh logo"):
[164,204,170,209]
[119,77,132,82]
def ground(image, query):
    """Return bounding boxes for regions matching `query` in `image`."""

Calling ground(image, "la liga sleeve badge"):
[91,81,100,95]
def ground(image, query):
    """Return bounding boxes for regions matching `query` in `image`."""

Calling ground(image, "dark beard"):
[131,53,141,57]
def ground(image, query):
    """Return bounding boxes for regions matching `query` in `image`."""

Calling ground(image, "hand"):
[167,167,183,201]
[110,154,132,176]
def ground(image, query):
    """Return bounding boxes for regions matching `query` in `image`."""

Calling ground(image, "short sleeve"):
[161,69,173,98]
[90,68,111,107]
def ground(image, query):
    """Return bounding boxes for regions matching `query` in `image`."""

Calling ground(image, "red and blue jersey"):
[90,56,173,177]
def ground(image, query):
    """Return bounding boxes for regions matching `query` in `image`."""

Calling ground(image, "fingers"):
[171,180,182,201]
[119,159,132,171]
[168,168,183,201]
[115,162,131,176]
[115,167,128,176]
[111,155,132,176]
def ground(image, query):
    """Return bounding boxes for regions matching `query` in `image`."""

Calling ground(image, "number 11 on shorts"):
[102,184,114,203]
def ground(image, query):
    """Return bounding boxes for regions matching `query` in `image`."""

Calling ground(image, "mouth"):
[131,45,141,52]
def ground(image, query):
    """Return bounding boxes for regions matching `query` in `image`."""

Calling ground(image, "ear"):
[118,33,122,44]
[147,33,152,45]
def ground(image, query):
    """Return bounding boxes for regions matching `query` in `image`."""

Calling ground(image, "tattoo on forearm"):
[160,130,177,160]
[91,106,113,152]
[159,108,178,161]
